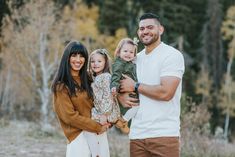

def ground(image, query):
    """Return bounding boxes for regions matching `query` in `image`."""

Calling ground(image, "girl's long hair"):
[88,48,111,77]
[51,40,93,97]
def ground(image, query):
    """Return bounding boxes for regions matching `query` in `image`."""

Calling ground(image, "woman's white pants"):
[84,131,110,157]
[66,132,91,157]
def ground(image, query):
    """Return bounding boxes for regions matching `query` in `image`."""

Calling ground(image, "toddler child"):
[110,38,139,134]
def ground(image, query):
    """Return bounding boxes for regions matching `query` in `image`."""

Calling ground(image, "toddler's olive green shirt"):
[111,57,137,91]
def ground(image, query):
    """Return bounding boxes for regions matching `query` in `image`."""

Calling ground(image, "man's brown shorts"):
[130,137,180,157]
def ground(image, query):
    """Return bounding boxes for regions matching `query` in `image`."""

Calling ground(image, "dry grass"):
[180,101,235,157]
[0,120,129,157]
[181,130,235,157]
[108,128,130,157]
[0,121,66,157]
[1,120,235,157]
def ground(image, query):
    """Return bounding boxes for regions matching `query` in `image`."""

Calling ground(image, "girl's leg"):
[123,106,139,121]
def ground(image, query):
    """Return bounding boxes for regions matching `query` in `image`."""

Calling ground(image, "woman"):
[51,40,108,157]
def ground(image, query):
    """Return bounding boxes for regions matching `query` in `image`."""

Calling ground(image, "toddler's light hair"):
[114,38,138,58]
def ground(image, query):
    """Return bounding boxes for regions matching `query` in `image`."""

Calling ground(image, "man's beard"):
[140,33,159,46]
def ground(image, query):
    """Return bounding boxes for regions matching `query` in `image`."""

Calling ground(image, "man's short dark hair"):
[139,13,161,24]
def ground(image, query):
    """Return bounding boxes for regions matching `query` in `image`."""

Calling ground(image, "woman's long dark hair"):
[51,40,93,97]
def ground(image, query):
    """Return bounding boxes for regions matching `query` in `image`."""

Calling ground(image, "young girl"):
[51,41,108,157]
[84,49,120,157]
[110,38,139,134]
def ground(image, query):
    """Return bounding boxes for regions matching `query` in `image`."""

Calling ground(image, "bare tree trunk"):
[38,29,58,128]
[178,35,184,52]
[223,44,234,139]
[0,67,16,118]
[224,112,230,139]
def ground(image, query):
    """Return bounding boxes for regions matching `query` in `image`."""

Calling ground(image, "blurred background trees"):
[220,4,235,139]
[0,0,235,147]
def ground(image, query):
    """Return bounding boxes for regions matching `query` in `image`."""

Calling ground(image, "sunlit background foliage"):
[0,0,235,156]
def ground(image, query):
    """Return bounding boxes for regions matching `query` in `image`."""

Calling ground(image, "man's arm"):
[119,74,181,101]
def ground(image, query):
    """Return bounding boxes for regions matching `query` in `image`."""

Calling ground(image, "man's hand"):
[117,92,139,108]
[120,74,135,93]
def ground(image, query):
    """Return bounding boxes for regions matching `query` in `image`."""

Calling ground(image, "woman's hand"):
[97,123,110,135]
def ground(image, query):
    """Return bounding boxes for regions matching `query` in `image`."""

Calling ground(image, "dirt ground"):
[0,121,129,157]
[1,120,235,157]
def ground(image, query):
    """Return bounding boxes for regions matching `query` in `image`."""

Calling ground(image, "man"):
[118,13,185,157]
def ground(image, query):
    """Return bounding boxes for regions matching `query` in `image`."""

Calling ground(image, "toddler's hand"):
[111,87,117,97]
[99,114,108,125]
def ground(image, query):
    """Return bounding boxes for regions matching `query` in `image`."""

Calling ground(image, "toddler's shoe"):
[115,118,130,134]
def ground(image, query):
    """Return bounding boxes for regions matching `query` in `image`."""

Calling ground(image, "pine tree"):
[98,0,129,35]
[200,0,225,132]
